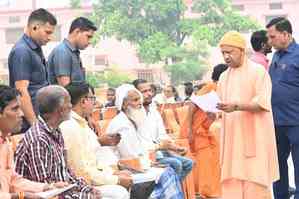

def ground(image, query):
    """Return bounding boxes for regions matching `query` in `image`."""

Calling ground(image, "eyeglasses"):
[85,96,97,102]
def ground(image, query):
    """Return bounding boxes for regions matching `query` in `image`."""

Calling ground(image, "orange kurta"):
[189,82,221,198]
[217,59,279,189]
[222,179,271,199]
[0,137,45,199]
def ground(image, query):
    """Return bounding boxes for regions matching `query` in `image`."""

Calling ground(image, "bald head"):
[36,85,69,115]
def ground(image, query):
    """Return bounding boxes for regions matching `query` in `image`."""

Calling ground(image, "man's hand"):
[90,188,102,199]
[23,192,43,199]
[53,181,68,188]
[114,170,132,176]
[15,80,37,125]
[159,140,173,150]
[175,146,188,156]
[99,134,121,146]
[118,175,133,189]
[43,181,68,191]
[206,112,216,121]
[160,140,187,155]
[216,103,236,113]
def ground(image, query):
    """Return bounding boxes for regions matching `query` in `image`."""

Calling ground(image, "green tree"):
[192,0,260,45]
[86,72,105,88]
[86,69,134,88]
[90,0,260,84]
[70,0,81,9]
[0,79,8,85]
[104,70,133,88]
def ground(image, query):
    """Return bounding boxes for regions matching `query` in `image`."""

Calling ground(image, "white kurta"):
[106,112,145,159]
[138,103,170,151]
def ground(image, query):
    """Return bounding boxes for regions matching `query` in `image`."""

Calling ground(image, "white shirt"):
[106,111,146,159]
[137,104,171,152]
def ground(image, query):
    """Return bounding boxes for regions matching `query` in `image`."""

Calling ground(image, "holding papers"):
[132,167,165,184]
[190,91,221,113]
[35,184,76,199]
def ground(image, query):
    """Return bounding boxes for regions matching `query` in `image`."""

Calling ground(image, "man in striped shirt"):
[14,85,101,199]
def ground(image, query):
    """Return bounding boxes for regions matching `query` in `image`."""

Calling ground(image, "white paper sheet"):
[190,91,221,113]
[35,184,77,199]
[132,167,164,184]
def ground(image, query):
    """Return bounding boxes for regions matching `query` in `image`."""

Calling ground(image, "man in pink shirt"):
[250,30,272,70]
[0,85,64,199]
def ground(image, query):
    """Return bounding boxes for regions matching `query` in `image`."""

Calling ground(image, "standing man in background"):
[48,17,97,86]
[267,17,299,199]
[8,8,57,133]
[250,30,272,70]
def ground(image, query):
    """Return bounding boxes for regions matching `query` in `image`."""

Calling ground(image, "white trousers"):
[96,184,129,199]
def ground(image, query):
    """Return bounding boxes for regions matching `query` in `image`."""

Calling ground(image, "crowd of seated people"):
[3,76,227,199]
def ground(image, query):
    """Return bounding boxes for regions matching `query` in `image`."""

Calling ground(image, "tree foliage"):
[90,0,260,84]
[86,69,134,88]
[192,0,260,45]
[70,0,81,9]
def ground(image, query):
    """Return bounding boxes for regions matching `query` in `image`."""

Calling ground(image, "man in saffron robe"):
[185,64,227,198]
[216,31,279,199]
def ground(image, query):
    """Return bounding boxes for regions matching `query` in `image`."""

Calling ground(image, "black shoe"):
[289,186,296,196]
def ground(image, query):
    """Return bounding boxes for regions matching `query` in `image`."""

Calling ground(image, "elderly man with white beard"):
[107,84,184,199]
[133,79,194,181]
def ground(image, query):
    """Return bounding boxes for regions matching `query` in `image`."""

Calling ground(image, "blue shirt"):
[48,39,85,84]
[8,34,49,109]
[269,41,299,125]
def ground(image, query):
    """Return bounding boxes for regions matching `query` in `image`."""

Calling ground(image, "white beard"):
[127,106,147,129]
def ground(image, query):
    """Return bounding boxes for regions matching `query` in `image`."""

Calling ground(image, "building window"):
[265,15,287,24]
[137,69,154,82]
[8,16,20,23]
[269,3,282,10]
[233,4,245,11]
[5,27,23,44]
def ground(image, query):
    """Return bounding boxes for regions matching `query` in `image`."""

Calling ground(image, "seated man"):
[133,79,194,181]
[59,82,130,199]
[104,87,116,107]
[14,85,101,198]
[0,85,65,199]
[107,84,184,199]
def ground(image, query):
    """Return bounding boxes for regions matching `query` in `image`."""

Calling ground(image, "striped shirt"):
[14,116,99,199]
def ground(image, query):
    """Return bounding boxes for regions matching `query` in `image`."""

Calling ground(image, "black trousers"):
[130,181,156,199]
[273,125,299,199]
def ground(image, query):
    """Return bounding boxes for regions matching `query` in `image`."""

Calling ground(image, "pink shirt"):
[0,137,44,199]
[251,52,269,71]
